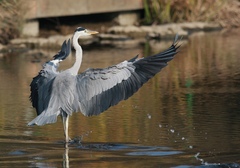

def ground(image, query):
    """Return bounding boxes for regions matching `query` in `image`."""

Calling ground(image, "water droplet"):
[147,114,151,119]
[195,152,206,165]
[195,152,200,158]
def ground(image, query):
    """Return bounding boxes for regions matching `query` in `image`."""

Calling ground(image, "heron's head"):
[74,27,98,38]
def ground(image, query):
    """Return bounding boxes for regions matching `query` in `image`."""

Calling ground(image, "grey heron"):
[28,27,180,143]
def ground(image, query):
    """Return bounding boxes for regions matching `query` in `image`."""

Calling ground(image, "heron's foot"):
[67,136,83,145]
[65,137,72,144]
[68,138,75,144]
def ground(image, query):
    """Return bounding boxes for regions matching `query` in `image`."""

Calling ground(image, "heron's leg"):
[62,113,71,143]
[65,115,70,142]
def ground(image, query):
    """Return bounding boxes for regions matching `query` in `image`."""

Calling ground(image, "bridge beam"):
[22,0,143,36]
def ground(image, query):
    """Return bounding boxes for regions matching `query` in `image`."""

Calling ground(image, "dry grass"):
[0,0,26,44]
[215,0,240,28]
[143,0,240,28]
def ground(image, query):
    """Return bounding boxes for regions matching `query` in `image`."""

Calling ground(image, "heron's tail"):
[28,110,60,126]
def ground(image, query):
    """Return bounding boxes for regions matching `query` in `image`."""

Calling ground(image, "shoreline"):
[0,22,223,53]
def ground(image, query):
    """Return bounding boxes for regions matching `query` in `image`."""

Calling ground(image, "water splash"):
[75,143,183,157]
[147,113,151,119]
[158,122,194,150]
[195,152,206,165]
[72,130,92,144]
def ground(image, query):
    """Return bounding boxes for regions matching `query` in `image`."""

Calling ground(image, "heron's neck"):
[71,34,82,75]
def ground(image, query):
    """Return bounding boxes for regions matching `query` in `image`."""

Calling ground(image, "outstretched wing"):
[74,35,180,116]
[30,39,71,115]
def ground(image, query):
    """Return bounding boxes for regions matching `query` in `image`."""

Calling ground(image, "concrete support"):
[115,12,140,26]
[22,20,39,37]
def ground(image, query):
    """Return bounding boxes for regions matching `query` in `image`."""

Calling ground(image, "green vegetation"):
[143,0,226,24]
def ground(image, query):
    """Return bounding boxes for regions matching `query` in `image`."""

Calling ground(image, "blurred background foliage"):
[143,0,240,26]
[143,0,225,24]
[0,0,26,44]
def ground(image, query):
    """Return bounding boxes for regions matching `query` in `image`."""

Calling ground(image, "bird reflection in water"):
[63,143,69,168]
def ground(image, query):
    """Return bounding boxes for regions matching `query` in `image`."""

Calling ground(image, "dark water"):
[0,30,240,167]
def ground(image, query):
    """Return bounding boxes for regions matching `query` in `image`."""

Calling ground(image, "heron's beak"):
[86,29,99,35]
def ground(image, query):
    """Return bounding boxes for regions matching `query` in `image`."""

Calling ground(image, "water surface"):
[0,31,240,167]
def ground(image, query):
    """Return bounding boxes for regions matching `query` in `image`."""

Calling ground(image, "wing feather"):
[29,39,71,117]
[74,35,180,116]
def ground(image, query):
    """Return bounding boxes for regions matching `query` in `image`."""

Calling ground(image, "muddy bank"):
[0,22,221,53]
